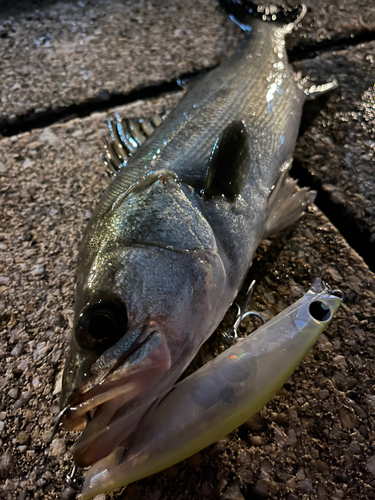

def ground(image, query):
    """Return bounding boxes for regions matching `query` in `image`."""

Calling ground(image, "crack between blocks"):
[288,28,375,62]
[0,81,185,138]
[290,160,375,274]
[0,29,374,138]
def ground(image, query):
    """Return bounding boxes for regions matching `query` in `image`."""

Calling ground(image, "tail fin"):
[218,1,306,34]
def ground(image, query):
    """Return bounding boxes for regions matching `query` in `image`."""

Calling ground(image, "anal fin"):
[102,113,166,178]
[264,160,316,238]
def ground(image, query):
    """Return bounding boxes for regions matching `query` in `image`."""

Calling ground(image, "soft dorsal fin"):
[102,113,166,178]
[204,120,250,201]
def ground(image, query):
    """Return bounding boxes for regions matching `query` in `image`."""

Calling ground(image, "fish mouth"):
[61,329,171,467]
[60,378,143,432]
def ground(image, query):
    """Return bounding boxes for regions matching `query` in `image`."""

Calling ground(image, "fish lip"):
[65,327,172,467]
[103,326,156,381]
[60,328,158,431]
[60,377,142,432]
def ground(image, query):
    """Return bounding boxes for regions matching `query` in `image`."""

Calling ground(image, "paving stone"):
[0,0,239,126]
[290,0,375,52]
[294,41,375,247]
[0,0,374,126]
[1,90,375,498]
[1,1,375,499]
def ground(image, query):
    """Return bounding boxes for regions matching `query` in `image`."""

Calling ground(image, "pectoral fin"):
[264,160,316,238]
[204,120,250,201]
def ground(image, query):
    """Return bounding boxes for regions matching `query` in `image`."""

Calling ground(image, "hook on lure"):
[323,281,345,302]
[222,280,266,344]
[50,406,70,442]
[50,407,86,492]
[222,279,344,345]
[66,464,83,491]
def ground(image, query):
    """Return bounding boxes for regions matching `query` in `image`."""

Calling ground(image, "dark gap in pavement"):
[0,66,218,137]
[290,160,375,273]
[288,29,375,62]
[1,30,374,137]
[298,92,332,137]
[0,81,184,137]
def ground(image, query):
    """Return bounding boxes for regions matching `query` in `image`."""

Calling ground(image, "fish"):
[59,0,336,479]
[80,278,343,498]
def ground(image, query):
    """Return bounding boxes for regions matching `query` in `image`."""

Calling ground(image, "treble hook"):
[50,406,69,442]
[222,280,266,344]
[66,464,83,491]
[331,289,345,301]
[324,282,345,302]
[51,408,88,492]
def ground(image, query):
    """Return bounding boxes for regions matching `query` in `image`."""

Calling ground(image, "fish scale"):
[98,21,300,219]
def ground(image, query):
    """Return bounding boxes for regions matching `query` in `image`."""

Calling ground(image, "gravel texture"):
[294,41,375,247]
[0,0,239,126]
[1,95,375,499]
[1,1,375,500]
[1,0,375,126]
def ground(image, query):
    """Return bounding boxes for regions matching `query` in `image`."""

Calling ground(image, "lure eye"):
[76,301,127,350]
[309,300,332,322]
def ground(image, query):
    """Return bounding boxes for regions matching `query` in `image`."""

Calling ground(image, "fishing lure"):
[78,278,343,498]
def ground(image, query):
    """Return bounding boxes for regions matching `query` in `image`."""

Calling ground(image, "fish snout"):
[59,327,172,465]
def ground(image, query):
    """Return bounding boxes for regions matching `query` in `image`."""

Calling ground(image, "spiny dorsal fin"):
[204,120,250,201]
[101,113,166,178]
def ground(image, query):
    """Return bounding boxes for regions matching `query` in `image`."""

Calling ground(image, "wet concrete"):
[1,1,375,499]
[294,41,375,264]
[0,0,239,127]
[0,0,374,129]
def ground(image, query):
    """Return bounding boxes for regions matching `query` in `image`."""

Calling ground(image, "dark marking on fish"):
[204,120,250,200]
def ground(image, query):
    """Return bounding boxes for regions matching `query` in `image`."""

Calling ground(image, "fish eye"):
[76,301,127,350]
[309,300,332,322]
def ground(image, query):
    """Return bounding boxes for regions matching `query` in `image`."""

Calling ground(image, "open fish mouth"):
[60,329,171,466]
[62,380,146,467]
[61,378,142,432]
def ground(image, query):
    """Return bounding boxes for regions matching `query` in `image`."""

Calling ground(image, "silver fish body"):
[61,5,315,468]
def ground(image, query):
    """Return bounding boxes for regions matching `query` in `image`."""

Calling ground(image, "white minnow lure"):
[81,278,343,498]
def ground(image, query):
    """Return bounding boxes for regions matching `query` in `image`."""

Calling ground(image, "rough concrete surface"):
[1,0,375,126]
[0,0,240,125]
[1,1,375,500]
[1,107,375,499]
[294,41,375,246]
